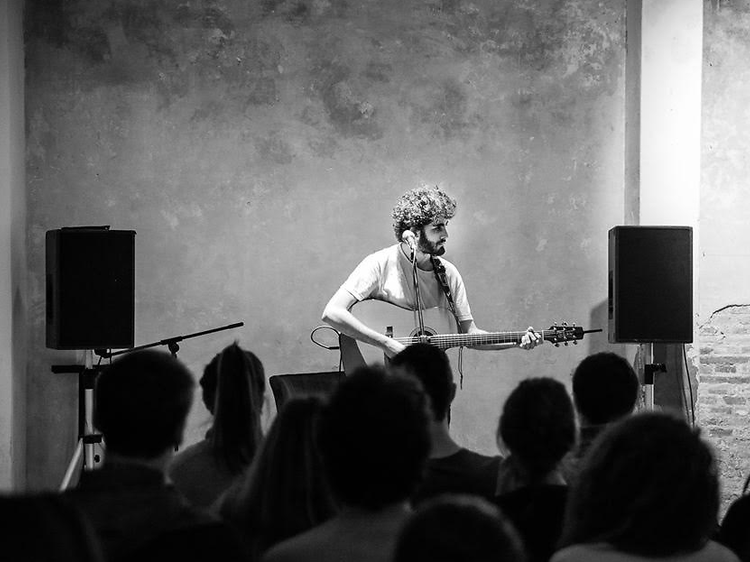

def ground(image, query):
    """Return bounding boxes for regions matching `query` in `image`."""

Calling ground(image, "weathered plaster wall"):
[700,0,750,509]
[25,0,626,489]
[1,0,26,491]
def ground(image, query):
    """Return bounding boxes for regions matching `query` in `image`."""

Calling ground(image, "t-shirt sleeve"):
[446,264,473,322]
[340,253,382,302]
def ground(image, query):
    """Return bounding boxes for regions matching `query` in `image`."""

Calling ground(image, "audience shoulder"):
[260,525,326,562]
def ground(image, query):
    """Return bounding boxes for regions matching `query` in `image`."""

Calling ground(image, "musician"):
[322,186,542,358]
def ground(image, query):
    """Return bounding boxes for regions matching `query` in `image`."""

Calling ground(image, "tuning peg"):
[554,343,560,348]
[573,341,577,345]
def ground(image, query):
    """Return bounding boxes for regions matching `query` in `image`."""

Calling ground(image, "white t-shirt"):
[341,244,473,322]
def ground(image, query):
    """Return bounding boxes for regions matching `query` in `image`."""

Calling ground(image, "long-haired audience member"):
[217,396,336,561]
[562,352,639,482]
[0,494,104,562]
[718,472,750,562]
[494,377,576,562]
[261,365,431,562]
[553,412,739,562]
[394,494,527,562]
[389,343,501,504]
[170,342,266,509]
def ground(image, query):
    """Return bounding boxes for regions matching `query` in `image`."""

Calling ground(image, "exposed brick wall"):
[698,305,750,510]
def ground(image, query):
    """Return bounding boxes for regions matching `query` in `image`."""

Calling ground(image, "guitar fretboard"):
[395,330,559,350]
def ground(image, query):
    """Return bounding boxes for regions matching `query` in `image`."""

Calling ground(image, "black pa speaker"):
[46,227,136,349]
[608,226,692,343]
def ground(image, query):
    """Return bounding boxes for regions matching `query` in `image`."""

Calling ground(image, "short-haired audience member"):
[394,494,527,562]
[261,366,431,562]
[0,493,104,562]
[553,412,739,562]
[68,350,246,562]
[170,342,266,509]
[562,352,639,481]
[494,377,576,562]
[716,473,750,561]
[389,343,501,504]
[218,396,337,561]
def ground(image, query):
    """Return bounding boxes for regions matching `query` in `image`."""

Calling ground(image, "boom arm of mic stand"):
[96,321,245,359]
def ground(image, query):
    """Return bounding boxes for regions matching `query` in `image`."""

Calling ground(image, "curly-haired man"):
[322,186,541,362]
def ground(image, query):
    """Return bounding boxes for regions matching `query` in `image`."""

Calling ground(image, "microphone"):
[402,230,418,251]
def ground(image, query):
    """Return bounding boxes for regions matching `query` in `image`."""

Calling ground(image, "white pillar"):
[639,0,703,228]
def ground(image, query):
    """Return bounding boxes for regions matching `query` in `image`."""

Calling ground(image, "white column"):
[639,0,703,228]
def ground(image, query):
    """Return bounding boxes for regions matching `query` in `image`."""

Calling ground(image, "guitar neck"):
[394,330,554,350]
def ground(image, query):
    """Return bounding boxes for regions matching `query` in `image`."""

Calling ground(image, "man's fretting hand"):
[519,327,543,350]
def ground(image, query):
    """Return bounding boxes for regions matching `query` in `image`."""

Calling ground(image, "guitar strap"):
[430,256,458,319]
[430,255,465,388]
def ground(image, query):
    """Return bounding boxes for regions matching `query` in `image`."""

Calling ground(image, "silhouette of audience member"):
[218,396,337,561]
[261,365,431,562]
[717,474,750,562]
[0,493,104,562]
[389,343,501,504]
[553,412,739,562]
[494,377,576,562]
[562,352,639,481]
[394,494,527,562]
[68,350,246,562]
[170,342,266,509]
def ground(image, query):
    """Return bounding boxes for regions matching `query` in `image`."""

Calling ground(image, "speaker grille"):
[608,226,693,343]
[46,228,135,349]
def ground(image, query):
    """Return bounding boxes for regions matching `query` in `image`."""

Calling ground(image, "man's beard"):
[418,231,446,256]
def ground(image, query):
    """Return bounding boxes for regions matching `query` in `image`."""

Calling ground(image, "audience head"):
[219,395,335,557]
[394,494,526,562]
[200,342,266,473]
[318,365,430,510]
[0,493,104,562]
[572,352,639,425]
[561,412,719,557]
[95,350,194,460]
[498,377,576,481]
[390,343,455,421]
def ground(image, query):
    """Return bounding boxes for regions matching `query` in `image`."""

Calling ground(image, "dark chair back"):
[269,371,345,411]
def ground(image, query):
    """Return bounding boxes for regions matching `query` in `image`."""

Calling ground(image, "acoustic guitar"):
[338,299,601,374]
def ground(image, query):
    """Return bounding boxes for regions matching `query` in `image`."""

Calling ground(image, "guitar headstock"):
[545,323,586,346]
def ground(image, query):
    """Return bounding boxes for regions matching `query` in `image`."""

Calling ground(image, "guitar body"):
[339,300,457,373]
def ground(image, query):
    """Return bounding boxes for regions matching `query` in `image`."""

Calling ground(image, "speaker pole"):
[642,342,666,411]
[55,349,104,490]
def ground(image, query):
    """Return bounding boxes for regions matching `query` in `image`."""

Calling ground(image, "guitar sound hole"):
[411,328,436,342]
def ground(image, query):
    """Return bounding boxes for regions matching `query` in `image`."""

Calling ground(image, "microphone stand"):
[55,321,244,490]
[95,321,244,359]
[408,244,427,340]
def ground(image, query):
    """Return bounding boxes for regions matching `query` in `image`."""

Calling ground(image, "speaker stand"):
[54,350,104,490]
[641,343,667,411]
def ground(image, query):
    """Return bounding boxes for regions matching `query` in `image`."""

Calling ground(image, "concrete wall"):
[24,0,626,489]
[0,0,27,491]
[699,0,750,508]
